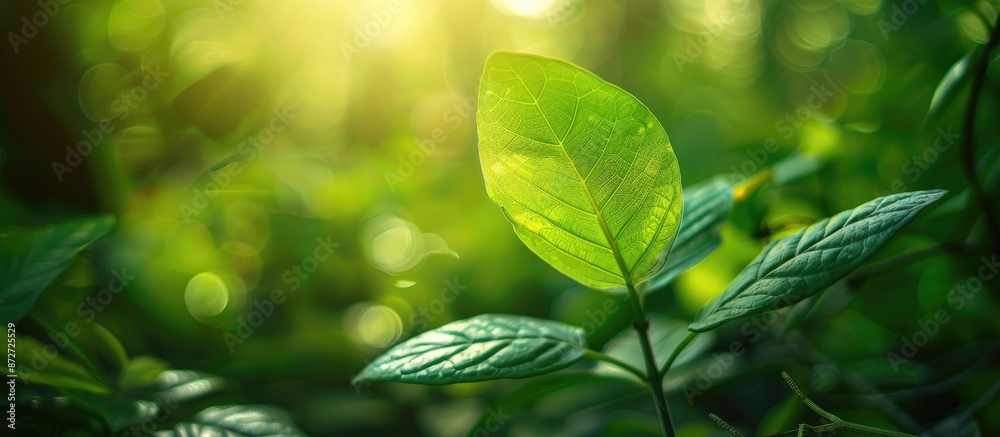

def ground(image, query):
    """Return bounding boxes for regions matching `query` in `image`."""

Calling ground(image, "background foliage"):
[1,0,998,435]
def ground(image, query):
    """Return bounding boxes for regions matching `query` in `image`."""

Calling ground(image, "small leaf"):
[155,405,306,436]
[31,309,129,388]
[99,363,226,432]
[121,357,226,404]
[772,152,825,186]
[120,355,171,392]
[353,314,587,385]
[924,52,973,125]
[0,215,116,324]
[690,190,946,332]
[477,51,683,291]
[149,370,227,405]
[642,177,733,293]
[14,336,112,394]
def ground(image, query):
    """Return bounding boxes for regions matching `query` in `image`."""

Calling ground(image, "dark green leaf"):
[690,190,946,332]
[120,355,171,393]
[924,51,973,125]
[31,309,128,389]
[477,50,683,291]
[353,314,588,385]
[97,362,225,432]
[0,215,116,324]
[772,152,825,186]
[155,405,306,436]
[15,336,111,394]
[642,177,733,293]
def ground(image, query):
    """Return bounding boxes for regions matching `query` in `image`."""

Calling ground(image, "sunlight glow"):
[492,0,558,17]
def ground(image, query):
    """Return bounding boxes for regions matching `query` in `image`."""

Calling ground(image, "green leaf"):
[353,314,588,385]
[642,177,733,293]
[120,355,171,393]
[690,190,947,332]
[0,215,116,324]
[924,51,973,125]
[94,361,225,432]
[155,405,306,436]
[15,336,112,394]
[31,309,129,389]
[477,50,683,291]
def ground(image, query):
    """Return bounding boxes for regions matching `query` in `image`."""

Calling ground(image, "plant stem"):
[625,282,676,437]
[960,13,1000,254]
[583,349,648,382]
[660,331,698,375]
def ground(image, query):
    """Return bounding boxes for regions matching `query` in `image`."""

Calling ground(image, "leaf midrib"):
[504,59,635,288]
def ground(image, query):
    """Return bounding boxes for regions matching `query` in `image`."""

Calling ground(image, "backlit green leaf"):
[642,177,733,293]
[477,51,683,291]
[690,190,946,332]
[353,314,587,385]
[0,215,116,324]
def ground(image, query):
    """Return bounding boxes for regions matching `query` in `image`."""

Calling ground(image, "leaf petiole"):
[659,331,698,376]
[583,349,647,383]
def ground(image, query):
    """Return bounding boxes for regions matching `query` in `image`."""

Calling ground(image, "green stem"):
[839,421,918,437]
[783,372,917,437]
[626,283,676,437]
[960,13,1000,254]
[583,349,648,382]
[659,331,698,375]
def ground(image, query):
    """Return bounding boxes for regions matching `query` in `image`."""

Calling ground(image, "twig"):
[959,14,1000,254]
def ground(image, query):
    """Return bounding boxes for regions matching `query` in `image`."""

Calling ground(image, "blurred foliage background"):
[1,0,999,435]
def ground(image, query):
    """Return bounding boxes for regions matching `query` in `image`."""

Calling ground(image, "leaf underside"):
[477,50,683,291]
[352,314,587,385]
[690,190,946,332]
